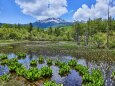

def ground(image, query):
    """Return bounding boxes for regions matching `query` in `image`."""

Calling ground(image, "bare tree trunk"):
[84,29,89,46]
[85,18,90,46]
[106,0,110,48]
[76,30,80,45]
[74,22,80,45]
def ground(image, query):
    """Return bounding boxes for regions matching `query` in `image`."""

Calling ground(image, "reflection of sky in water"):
[51,66,65,84]
[77,59,87,66]
[0,65,9,75]
[63,70,82,86]
[7,53,16,59]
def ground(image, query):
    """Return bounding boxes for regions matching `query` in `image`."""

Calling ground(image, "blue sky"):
[0,0,36,24]
[0,0,115,24]
[61,0,96,21]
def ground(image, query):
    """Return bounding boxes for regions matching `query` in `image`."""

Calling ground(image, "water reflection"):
[63,70,82,86]
[0,52,115,86]
[0,65,9,75]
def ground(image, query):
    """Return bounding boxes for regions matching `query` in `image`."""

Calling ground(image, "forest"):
[0,18,115,49]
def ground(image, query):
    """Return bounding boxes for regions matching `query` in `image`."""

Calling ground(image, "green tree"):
[1,24,10,28]
[28,23,33,33]
[48,27,53,35]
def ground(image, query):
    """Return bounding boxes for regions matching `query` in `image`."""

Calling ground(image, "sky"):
[0,0,115,24]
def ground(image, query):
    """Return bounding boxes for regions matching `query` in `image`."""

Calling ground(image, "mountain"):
[32,18,72,28]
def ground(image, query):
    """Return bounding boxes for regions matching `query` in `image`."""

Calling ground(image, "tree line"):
[0,18,115,48]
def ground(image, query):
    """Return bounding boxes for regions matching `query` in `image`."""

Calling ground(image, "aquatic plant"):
[0,59,9,65]
[82,69,104,86]
[16,52,26,58]
[0,54,8,60]
[112,71,115,80]
[59,65,70,76]
[55,60,61,66]
[75,64,88,75]
[30,60,37,66]
[44,81,63,86]
[82,73,93,83]
[24,67,41,81]
[1,58,18,66]
[112,71,115,77]
[38,55,44,63]
[47,59,53,65]
[0,74,10,81]
[55,61,67,68]
[8,62,22,72]
[112,50,115,55]
[41,66,52,78]
[16,66,26,76]
[91,69,104,85]
[9,58,18,62]
[68,59,77,67]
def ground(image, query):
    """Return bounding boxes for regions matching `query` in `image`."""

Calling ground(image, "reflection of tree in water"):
[86,50,115,86]
[104,50,115,86]
[28,50,33,61]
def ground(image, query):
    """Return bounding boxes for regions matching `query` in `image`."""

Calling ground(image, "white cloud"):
[73,0,115,21]
[15,0,68,20]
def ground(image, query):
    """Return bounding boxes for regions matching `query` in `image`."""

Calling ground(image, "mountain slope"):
[32,18,72,28]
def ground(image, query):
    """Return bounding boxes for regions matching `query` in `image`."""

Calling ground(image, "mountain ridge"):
[32,18,73,28]
[0,18,73,28]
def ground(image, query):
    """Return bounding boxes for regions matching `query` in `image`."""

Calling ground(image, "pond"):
[0,41,115,86]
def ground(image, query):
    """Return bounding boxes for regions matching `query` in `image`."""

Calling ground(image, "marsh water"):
[0,41,115,86]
